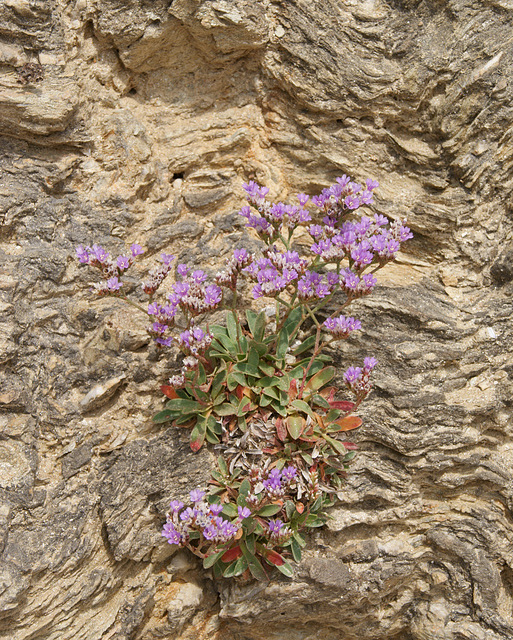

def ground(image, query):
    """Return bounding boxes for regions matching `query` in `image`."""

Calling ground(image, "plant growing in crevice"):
[76,175,412,580]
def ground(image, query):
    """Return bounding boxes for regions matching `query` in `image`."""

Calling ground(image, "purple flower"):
[180,507,195,522]
[268,519,284,535]
[309,225,324,238]
[243,180,269,199]
[364,357,378,371]
[344,366,362,384]
[130,243,144,257]
[336,175,350,188]
[152,322,167,334]
[360,190,374,205]
[345,195,360,210]
[190,489,206,503]
[174,282,190,297]
[323,315,362,338]
[117,255,130,270]
[147,303,160,315]
[237,506,251,519]
[282,466,297,482]
[202,525,218,541]
[162,522,181,545]
[191,270,207,284]
[209,503,224,516]
[106,276,122,291]
[366,178,379,190]
[91,244,109,263]
[76,245,90,263]
[177,264,188,277]
[161,253,175,265]
[156,337,173,347]
[297,193,309,206]
[233,248,250,264]
[169,500,184,513]
[351,242,373,268]
[204,284,222,306]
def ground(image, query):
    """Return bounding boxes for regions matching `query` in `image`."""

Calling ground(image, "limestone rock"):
[1,0,513,639]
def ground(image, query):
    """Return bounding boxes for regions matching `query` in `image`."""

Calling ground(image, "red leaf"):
[261,549,285,566]
[334,416,362,432]
[161,385,179,399]
[342,442,359,450]
[221,545,242,563]
[288,379,298,401]
[295,502,305,514]
[275,418,287,442]
[190,439,202,452]
[329,400,355,412]
[235,385,244,400]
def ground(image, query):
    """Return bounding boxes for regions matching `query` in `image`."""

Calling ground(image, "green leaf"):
[239,478,251,497]
[226,371,247,391]
[214,403,238,416]
[275,560,294,578]
[306,366,336,391]
[304,515,325,528]
[292,334,316,356]
[217,456,228,476]
[290,399,315,417]
[286,414,305,439]
[234,362,260,377]
[312,394,331,409]
[222,559,242,578]
[210,324,228,338]
[222,503,238,518]
[270,401,288,417]
[301,452,314,465]
[245,532,256,555]
[246,309,266,342]
[152,409,173,424]
[293,531,307,547]
[262,386,281,401]
[258,361,275,376]
[226,310,239,342]
[255,503,282,517]
[203,549,226,569]
[197,363,207,385]
[211,369,227,398]
[247,339,268,357]
[165,398,205,413]
[285,500,295,520]
[240,541,268,581]
[276,326,291,360]
[214,333,238,353]
[205,431,220,444]
[323,434,348,455]
[281,306,303,335]
[190,415,208,452]
[290,538,302,563]
[248,347,260,370]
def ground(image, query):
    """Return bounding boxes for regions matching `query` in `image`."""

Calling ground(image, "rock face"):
[1,1,513,639]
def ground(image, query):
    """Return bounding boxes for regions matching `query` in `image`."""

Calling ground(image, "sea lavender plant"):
[76,176,412,579]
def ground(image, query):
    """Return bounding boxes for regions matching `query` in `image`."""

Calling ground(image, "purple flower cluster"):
[266,518,291,542]
[243,248,308,299]
[162,489,242,548]
[343,357,378,400]
[178,326,213,356]
[76,243,144,295]
[310,213,412,269]
[297,270,339,301]
[240,181,312,237]
[142,253,175,296]
[168,265,223,317]
[323,315,362,339]
[310,176,378,215]
[262,465,297,498]
[215,248,253,289]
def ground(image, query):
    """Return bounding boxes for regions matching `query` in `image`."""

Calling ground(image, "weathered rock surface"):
[1,0,513,638]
